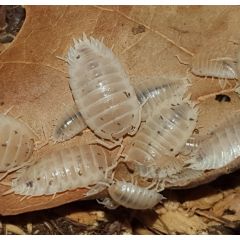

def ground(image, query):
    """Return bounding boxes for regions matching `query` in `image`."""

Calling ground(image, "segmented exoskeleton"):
[51,104,87,143]
[106,180,164,209]
[126,97,198,180]
[134,75,190,120]
[67,34,141,146]
[5,144,113,196]
[191,40,240,80]
[187,113,240,170]
[177,39,240,88]
[0,113,35,180]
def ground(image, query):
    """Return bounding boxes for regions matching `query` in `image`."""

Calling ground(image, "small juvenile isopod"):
[187,113,240,170]
[0,112,35,179]
[5,144,113,196]
[51,104,87,143]
[67,34,141,145]
[133,75,190,120]
[106,180,164,209]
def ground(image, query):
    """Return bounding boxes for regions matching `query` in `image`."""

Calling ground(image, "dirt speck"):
[132,24,145,35]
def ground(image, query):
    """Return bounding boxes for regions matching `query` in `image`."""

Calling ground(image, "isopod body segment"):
[52,104,87,143]
[0,113,35,172]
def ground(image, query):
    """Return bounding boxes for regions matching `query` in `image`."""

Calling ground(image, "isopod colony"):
[1,34,240,210]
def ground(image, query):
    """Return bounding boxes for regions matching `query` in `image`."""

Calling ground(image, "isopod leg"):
[113,142,124,162]
[218,78,232,89]
[96,198,119,209]
[0,161,32,182]
[88,137,123,150]
[155,180,166,193]
[34,125,49,150]
[130,173,138,185]
[87,181,111,197]
[146,180,158,190]
[85,184,107,197]
[104,144,130,180]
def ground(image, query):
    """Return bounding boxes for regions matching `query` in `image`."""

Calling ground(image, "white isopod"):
[51,104,87,143]
[67,34,141,145]
[127,97,199,160]
[5,144,113,196]
[187,113,240,170]
[134,75,190,120]
[0,113,35,179]
[106,180,164,209]
[126,98,198,180]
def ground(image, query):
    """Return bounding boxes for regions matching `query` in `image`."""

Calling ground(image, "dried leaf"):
[1,6,240,216]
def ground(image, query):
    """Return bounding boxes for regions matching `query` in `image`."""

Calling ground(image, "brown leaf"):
[1,6,240,216]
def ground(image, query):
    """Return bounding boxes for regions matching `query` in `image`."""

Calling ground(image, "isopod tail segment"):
[50,103,87,143]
